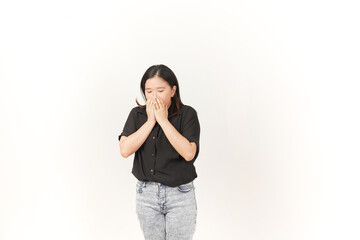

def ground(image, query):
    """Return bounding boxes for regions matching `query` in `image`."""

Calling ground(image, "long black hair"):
[135,64,184,118]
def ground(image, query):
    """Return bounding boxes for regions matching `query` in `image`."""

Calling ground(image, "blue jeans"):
[135,180,197,240]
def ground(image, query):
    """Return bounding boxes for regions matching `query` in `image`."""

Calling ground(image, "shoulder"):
[131,106,145,114]
[125,106,144,118]
[181,104,198,117]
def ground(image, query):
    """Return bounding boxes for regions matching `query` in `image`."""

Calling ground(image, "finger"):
[155,97,161,108]
[154,96,159,103]
[159,98,164,107]
[151,99,154,108]
[158,97,164,105]
[158,98,164,108]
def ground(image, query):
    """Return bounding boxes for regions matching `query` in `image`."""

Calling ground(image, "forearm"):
[158,119,194,161]
[121,120,156,158]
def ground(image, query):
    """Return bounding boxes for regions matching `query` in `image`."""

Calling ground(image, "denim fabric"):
[135,180,197,240]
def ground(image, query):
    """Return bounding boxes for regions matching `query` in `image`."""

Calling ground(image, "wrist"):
[147,120,156,125]
[157,118,169,126]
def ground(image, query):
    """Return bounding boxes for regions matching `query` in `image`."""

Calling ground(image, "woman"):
[118,64,200,240]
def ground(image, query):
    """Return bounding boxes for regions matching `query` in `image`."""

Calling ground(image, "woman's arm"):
[119,120,156,158]
[158,119,197,162]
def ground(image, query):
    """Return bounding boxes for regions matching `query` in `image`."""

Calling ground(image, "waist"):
[137,179,193,188]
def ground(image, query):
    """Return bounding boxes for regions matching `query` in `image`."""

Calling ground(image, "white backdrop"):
[1,0,359,239]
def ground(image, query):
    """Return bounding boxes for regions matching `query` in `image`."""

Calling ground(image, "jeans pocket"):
[177,181,193,193]
[136,180,143,193]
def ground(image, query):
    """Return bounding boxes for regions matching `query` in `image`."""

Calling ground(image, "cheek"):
[145,93,152,100]
[160,96,169,104]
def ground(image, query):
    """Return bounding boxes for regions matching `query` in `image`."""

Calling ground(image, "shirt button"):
[152,136,155,139]
[150,169,154,174]
[152,153,155,157]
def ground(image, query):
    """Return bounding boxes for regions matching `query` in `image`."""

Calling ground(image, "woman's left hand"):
[153,95,168,124]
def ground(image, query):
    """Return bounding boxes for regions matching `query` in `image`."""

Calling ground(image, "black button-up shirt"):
[118,102,200,187]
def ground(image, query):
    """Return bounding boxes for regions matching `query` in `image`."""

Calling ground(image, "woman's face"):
[145,76,176,110]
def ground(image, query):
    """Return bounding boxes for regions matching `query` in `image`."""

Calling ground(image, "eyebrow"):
[145,87,165,90]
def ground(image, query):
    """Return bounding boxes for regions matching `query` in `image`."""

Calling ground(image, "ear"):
[172,85,176,97]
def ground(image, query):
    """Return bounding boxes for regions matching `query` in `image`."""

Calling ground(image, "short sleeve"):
[181,107,200,162]
[118,107,138,141]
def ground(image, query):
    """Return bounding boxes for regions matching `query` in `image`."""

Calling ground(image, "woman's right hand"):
[146,97,156,123]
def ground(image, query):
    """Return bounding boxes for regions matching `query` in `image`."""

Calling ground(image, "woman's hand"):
[153,95,168,125]
[146,97,156,123]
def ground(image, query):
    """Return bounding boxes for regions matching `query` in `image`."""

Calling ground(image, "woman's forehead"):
[145,77,169,89]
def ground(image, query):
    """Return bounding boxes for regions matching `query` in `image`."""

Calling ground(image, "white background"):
[1,0,359,239]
